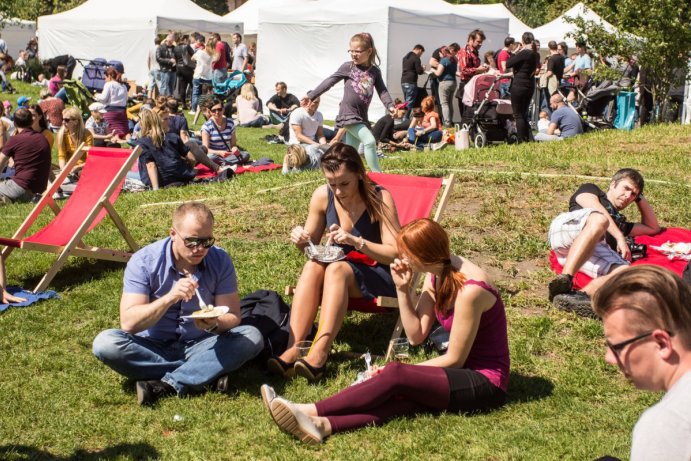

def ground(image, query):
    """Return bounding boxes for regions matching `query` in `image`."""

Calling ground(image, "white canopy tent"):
[452,3,532,39]
[37,0,242,85]
[256,0,507,120]
[0,17,36,57]
[223,0,315,36]
[533,2,617,48]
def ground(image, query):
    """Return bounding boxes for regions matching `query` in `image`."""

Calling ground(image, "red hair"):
[421,96,435,113]
[396,219,465,314]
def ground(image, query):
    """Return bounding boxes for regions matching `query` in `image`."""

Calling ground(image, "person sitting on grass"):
[267,143,401,382]
[287,97,332,161]
[0,108,51,205]
[593,265,691,460]
[261,218,509,444]
[56,106,93,178]
[201,98,240,158]
[134,108,225,190]
[92,202,264,405]
[407,96,443,148]
[282,144,320,174]
[534,93,583,142]
[236,83,270,127]
[85,102,119,147]
[547,168,660,316]
[266,81,300,126]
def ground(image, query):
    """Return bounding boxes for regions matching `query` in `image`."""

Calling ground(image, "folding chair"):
[0,145,142,292]
[286,172,455,359]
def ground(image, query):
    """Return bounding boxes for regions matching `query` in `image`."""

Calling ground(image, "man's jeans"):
[192,77,211,111]
[401,82,417,119]
[92,325,264,395]
[269,111,290,124]
[159,71,176,96]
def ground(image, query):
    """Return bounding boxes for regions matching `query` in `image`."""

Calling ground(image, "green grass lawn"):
[0,81,690,460]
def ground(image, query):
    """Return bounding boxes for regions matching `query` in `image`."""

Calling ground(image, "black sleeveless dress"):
[325,188,396,301]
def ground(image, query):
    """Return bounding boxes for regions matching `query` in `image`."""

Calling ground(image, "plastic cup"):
[296,340,313,359]
[389,338,410,361]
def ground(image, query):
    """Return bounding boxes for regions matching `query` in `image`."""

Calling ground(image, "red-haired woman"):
[261,218,509,444]
[95,66,130,138]
[407,95,443,146]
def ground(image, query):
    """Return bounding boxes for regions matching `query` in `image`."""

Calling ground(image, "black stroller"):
[561,77,619,130]
[461,74,516,148]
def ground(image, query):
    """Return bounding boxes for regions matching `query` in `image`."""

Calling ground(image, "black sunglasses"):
[210,107,223,113]
[181,236,215,249]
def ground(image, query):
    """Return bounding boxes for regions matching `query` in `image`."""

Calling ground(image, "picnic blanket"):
[549,227,691,290]
[0,286,60,313]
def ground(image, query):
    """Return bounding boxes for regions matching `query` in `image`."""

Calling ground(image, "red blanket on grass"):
[194,163,282,179]
[549,227,691,290]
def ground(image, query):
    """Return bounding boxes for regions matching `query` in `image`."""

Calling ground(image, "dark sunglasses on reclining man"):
[174,228,215,249]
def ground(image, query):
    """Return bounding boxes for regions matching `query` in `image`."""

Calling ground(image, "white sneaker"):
[431,141,447,151]
[188,110,196,116]
[52,190,65,200]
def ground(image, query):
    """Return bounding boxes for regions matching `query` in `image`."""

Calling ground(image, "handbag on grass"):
[211,119,251,165]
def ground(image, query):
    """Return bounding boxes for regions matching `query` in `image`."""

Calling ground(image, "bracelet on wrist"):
[357,237,366,251]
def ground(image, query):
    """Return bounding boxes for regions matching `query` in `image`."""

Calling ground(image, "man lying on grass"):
[593,266,691,461]
[92,202,263,405]
[547,168,660,316]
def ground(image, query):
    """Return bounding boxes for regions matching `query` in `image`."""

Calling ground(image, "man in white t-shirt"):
[231,33,248,72]
[288,97,329,159]
[593,265,691,461]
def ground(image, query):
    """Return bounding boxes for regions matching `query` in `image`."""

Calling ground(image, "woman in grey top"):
[301,33,395,173]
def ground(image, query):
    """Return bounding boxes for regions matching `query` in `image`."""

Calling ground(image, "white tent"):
[533,2,616,48]
[223,0,314,36]
[37,0,242,85]
[0,17,36,57]
[451,3,532,39]
[256,0,507,120]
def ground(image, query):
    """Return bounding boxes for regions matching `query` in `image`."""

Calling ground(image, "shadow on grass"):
[0,442,158,460]
[24,258,124,292]
[506,372,554,404]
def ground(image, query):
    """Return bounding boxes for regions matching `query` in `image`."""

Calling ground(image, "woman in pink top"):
[261,218,510,444]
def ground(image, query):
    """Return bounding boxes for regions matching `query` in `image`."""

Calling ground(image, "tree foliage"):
[565,0,690,109]
[193,0,229,16]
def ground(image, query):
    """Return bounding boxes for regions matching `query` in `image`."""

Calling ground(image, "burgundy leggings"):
[315,361,504,433]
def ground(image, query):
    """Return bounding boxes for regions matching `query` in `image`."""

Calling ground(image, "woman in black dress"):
[506,32,540,142]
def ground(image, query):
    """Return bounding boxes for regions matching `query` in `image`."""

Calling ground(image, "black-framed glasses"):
[606,331,655,361]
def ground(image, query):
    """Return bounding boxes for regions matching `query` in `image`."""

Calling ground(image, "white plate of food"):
[182,305,229,319]
[305,244,346,263]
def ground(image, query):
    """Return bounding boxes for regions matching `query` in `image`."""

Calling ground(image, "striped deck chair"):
[0,145,142,292]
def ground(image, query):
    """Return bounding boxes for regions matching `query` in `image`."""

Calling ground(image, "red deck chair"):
[286,172,456,358]
[0,145,142,292]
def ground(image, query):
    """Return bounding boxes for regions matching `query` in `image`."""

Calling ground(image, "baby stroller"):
[461,74,516,148]
[79,58,108,93]
[212,70,247,104]
[562,77,619,130]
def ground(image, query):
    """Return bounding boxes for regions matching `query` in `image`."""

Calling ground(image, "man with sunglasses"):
[593,266,691,461]
[93,202,263,405]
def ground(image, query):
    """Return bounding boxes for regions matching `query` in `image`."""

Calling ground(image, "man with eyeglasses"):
[593,266,691,461]
[93,202,264,405]
[548,168,660,316]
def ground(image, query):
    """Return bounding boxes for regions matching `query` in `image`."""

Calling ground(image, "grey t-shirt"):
[307,61,394,128]
[232,43,248,71]
[551,105,583,138]
[631,371,691,461]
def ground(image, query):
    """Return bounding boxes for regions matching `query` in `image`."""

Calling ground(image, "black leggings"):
[314,361,505,433]
[510,83,534,142]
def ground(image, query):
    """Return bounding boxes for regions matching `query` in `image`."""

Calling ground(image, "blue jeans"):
[55,87,68,104]
[192,77,211,111]
[499,82,511,99]
[401,82,417,119]
[92,325,264,395]
[407,128,442,145]
[159,71,176,96]
[344,123,380,172]
[240,116,269,127]
[269,111,290,124]
[323,127,336,141]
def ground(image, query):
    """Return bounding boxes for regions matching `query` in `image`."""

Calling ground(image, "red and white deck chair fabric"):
[0,145,142,292]
[286,172,456,358]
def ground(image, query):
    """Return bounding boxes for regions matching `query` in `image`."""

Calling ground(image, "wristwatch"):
[635,193,644,203]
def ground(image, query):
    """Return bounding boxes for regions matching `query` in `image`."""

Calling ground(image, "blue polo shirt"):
[123,237,237,342]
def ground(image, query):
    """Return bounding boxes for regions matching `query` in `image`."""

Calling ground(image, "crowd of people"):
[0,28,689,460]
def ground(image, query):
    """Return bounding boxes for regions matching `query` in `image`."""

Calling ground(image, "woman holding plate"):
[268,142,401,381]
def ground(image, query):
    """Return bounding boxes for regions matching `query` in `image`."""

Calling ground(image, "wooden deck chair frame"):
[286,173,455,360]
[0,144,141,292]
